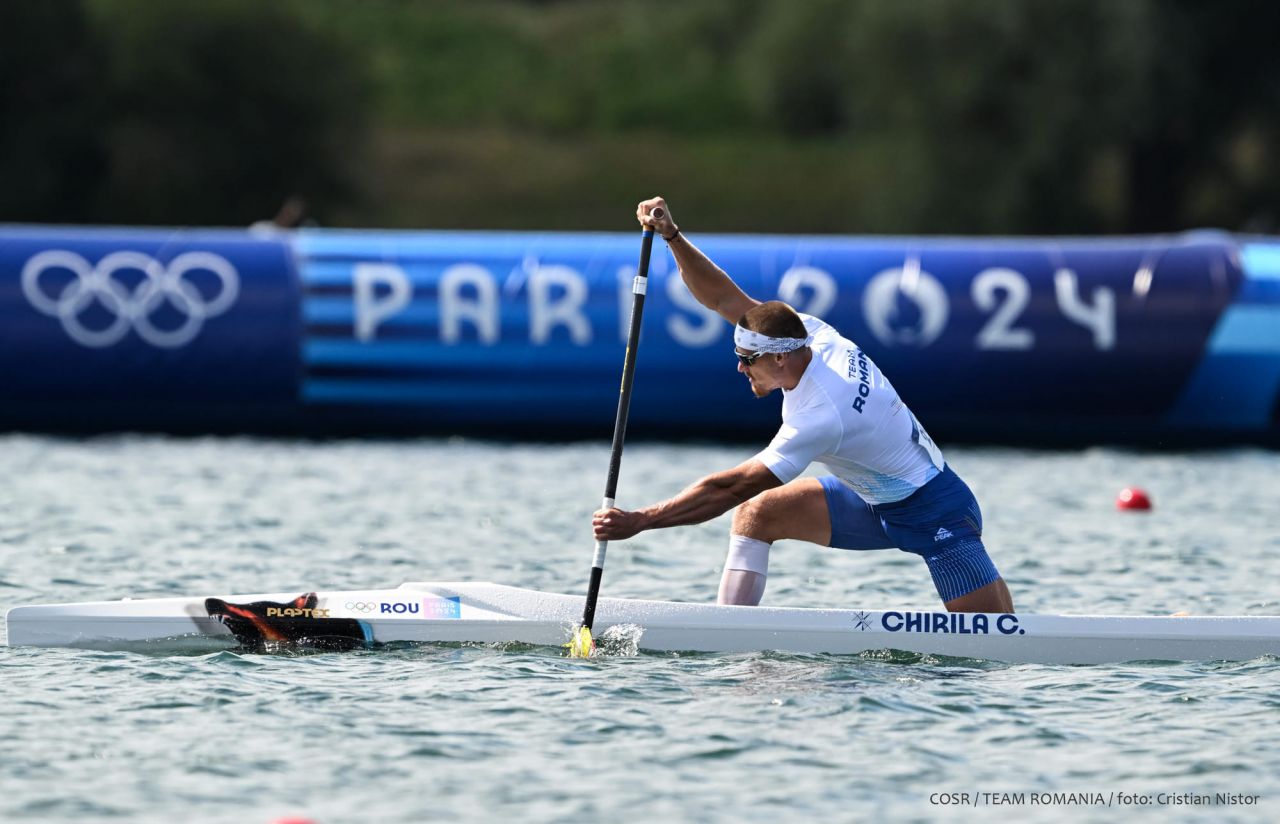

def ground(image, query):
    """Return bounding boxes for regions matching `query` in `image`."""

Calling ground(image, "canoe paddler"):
[592,196,1015,613]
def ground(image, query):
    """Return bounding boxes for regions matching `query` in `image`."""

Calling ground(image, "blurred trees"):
[0,2,107,223]
[2,0,1278,233]
[1,0,369,226]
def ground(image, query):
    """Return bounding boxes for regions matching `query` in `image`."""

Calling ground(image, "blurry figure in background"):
[592,197,1015,614]
[250,195,313,234]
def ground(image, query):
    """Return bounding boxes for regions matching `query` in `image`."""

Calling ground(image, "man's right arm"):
[638,196,759,325]
[592,459,782,541]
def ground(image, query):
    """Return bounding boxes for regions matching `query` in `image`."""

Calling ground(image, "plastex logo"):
[21,249,240,348]
[265,606,330,619]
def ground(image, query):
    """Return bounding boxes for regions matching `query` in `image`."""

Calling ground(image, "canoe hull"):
[7,582,1280,664]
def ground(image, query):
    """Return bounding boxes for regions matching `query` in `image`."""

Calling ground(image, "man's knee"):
[732,489,783,542]
[945,578,1014,614]
[732,479,830,546]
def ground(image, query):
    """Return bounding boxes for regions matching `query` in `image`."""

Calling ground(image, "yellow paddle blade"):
[567,625,595,658]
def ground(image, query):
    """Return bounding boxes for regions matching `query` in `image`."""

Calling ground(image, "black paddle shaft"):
[603,229,655,500]
[580,216,659,632]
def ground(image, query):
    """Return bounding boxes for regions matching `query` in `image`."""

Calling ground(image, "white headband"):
[734,325,813,354]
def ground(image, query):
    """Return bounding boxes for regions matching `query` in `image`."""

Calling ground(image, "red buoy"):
[1116,487,1152,511]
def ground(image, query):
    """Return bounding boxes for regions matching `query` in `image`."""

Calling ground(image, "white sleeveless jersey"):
[754,314,944,504]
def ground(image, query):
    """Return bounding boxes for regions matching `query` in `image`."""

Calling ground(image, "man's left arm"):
[593,459,782,541]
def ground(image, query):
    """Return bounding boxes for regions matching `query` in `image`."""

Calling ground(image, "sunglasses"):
[736,350,765,367]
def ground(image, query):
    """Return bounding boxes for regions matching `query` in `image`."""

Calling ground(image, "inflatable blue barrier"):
[0,226,299,432]
[2,225,1277,443]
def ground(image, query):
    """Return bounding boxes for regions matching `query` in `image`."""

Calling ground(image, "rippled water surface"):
[1,436,1278,822]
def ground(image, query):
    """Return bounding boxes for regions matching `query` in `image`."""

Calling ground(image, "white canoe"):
[6,582,1280,665]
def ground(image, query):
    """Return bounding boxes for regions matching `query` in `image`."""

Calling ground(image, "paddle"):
[568,208,661,657]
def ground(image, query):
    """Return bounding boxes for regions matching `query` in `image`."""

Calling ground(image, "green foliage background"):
[3,0,1279,234]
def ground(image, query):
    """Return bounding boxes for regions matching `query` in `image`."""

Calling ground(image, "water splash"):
[594,623,644,657]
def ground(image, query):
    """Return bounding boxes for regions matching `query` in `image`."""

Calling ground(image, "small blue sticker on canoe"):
[422,595,462,619]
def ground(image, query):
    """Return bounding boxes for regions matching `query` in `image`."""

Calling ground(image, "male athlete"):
[592,197,1015,613]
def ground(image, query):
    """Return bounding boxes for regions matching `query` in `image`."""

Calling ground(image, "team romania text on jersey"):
[755,314,944,505]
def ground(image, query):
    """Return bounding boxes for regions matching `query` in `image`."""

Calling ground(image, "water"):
[1,436,1278,822]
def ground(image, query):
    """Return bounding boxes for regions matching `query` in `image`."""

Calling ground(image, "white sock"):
[725,534,770,575]
[720,534,771,605]
[718,569,766,606]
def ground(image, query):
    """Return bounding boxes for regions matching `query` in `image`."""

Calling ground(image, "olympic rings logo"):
[345,601,377,613]
[21,249,240,348]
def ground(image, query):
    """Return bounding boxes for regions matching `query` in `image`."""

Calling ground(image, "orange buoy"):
[1116,487,1152,511]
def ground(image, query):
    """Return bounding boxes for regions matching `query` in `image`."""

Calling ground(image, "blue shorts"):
[819,465,1000,603]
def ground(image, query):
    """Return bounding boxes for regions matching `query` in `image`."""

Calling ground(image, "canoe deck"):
[7,582,1280,664]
